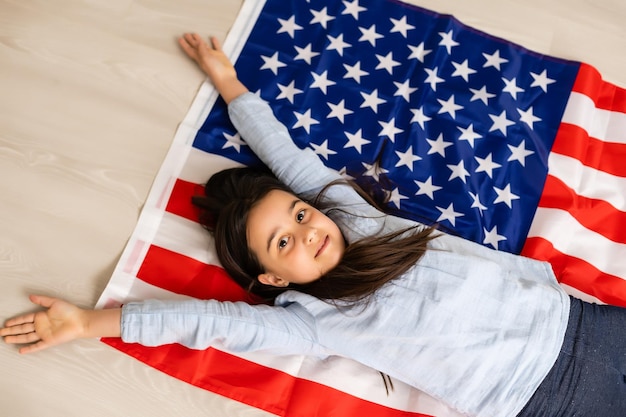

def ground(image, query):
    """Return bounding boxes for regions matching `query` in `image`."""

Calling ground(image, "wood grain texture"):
[0,0,624,416]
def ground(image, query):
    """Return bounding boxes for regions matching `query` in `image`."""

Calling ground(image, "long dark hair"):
[192,167,436,303]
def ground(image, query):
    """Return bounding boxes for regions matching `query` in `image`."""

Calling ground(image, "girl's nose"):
[305,227,317,244]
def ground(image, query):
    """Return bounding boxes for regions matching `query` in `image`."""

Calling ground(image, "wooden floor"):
[1,0,624,416]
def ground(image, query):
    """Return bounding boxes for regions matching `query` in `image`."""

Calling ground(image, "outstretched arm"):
[178,33,248,104]
[1,295,120,354]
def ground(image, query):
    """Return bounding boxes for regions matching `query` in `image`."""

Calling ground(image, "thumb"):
[19,340,51,355]
[29,294,57,309]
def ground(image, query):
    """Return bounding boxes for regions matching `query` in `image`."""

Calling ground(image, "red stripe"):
[521,237,626,307]
[101,338,433,417]
[166,179,204,222]
[551,123,626,177]
[572,63,626,113]
[136,244,258,303]
[538,175,626,244]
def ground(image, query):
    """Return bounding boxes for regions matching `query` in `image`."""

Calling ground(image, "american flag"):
[97,0,626,416]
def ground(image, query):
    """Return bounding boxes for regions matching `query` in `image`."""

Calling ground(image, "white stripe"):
[562,91,626,144]
[178,147,243,184]
[547,153,626,211]
[96,272,192,308]
[152,212,222,266]
[527,207,626,278]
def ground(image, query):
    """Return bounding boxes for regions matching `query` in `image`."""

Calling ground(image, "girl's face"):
[246,190,345,287]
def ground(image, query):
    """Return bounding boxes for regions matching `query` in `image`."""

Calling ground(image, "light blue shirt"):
[122,93,570,417]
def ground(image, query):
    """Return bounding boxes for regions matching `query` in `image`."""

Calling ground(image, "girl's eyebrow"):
[266,199,302,252]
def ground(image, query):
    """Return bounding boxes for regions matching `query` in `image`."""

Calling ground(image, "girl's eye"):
[296,209,305,223]
[278,237,289,249]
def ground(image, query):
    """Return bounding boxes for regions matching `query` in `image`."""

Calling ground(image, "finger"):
[4,332,40,345]
[209,36,222,51]
[0,322,35,337]
[19,340,49,355]
[29,294,57,309]
[2,313,35,329]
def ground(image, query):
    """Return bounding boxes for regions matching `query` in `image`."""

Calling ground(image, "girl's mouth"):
[315,235,329,258]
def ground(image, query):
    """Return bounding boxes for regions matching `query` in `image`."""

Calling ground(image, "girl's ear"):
[258,273,289,287]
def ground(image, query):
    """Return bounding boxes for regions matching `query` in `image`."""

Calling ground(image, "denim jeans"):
[516,297,626,417]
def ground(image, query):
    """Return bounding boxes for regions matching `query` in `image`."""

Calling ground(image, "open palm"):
[1,295,86,354]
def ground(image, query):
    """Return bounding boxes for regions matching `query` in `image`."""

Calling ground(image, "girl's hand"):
[1,295,121,354]
[178,33,248,104]
[1,295,88,354]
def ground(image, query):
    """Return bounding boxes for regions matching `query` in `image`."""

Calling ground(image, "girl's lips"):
[315,235,329,258]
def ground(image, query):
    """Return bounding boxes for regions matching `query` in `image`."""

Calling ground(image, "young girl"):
[2,33,626,417]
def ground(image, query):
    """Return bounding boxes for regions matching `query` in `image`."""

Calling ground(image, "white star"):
[474,153,502,179]
[342,0,366,19]
[483,226,507,249]
[310,7,335,29]
[427,133,453,157]
[438,30,459,54]
[408,42,431,63]
[327,34,351,56]
[362,162,389,182]
[344,129,371,153]
[388,188,409,209]
[277,16,303,38]
[447,160,470,183]
[482,50,508,70]
[311,139,337,160]
[222,132,245,153]
[517,106,542,129]
[493,184,520,208]
[375,52,401,74]
[358,24,383,46]
[292,109,319,133]
[395,146,422,170]
[343,61,369,83]
[424,67,444,91]
[393,79,418,102]
[415,176,442,200]
[469,192,487,213]
[502,77,525,100]
[507,140,535,166]
[530,69,556,92]
[379,118,403,142]
[276,80,303,104]
[436,203,464,226]
[294,44,319,64]
[260,52,286,75]
[437,95,463,119]
[390,16,415,37]
[327,100,353,123]
[360,89,386,112]
[410,106,431,129]
[469,86,496,105]
[451,59,476,82]
[488,110,514,135]
[457,124,482,148]
[310,70,336,94]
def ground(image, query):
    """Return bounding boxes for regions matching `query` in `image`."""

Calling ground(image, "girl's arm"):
[1,295,120,354]
[179,33,341,196]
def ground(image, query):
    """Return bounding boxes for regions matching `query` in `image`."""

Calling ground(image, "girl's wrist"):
[82,308,122,339]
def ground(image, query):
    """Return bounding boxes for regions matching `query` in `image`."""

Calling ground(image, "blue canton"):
[194,0,579,253]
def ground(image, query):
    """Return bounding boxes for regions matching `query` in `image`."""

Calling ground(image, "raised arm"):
[1,295,120,354]
[179,33,341,195]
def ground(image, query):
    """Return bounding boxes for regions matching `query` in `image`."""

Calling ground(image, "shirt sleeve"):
[227,92,340,196]
[120,298,329,357]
